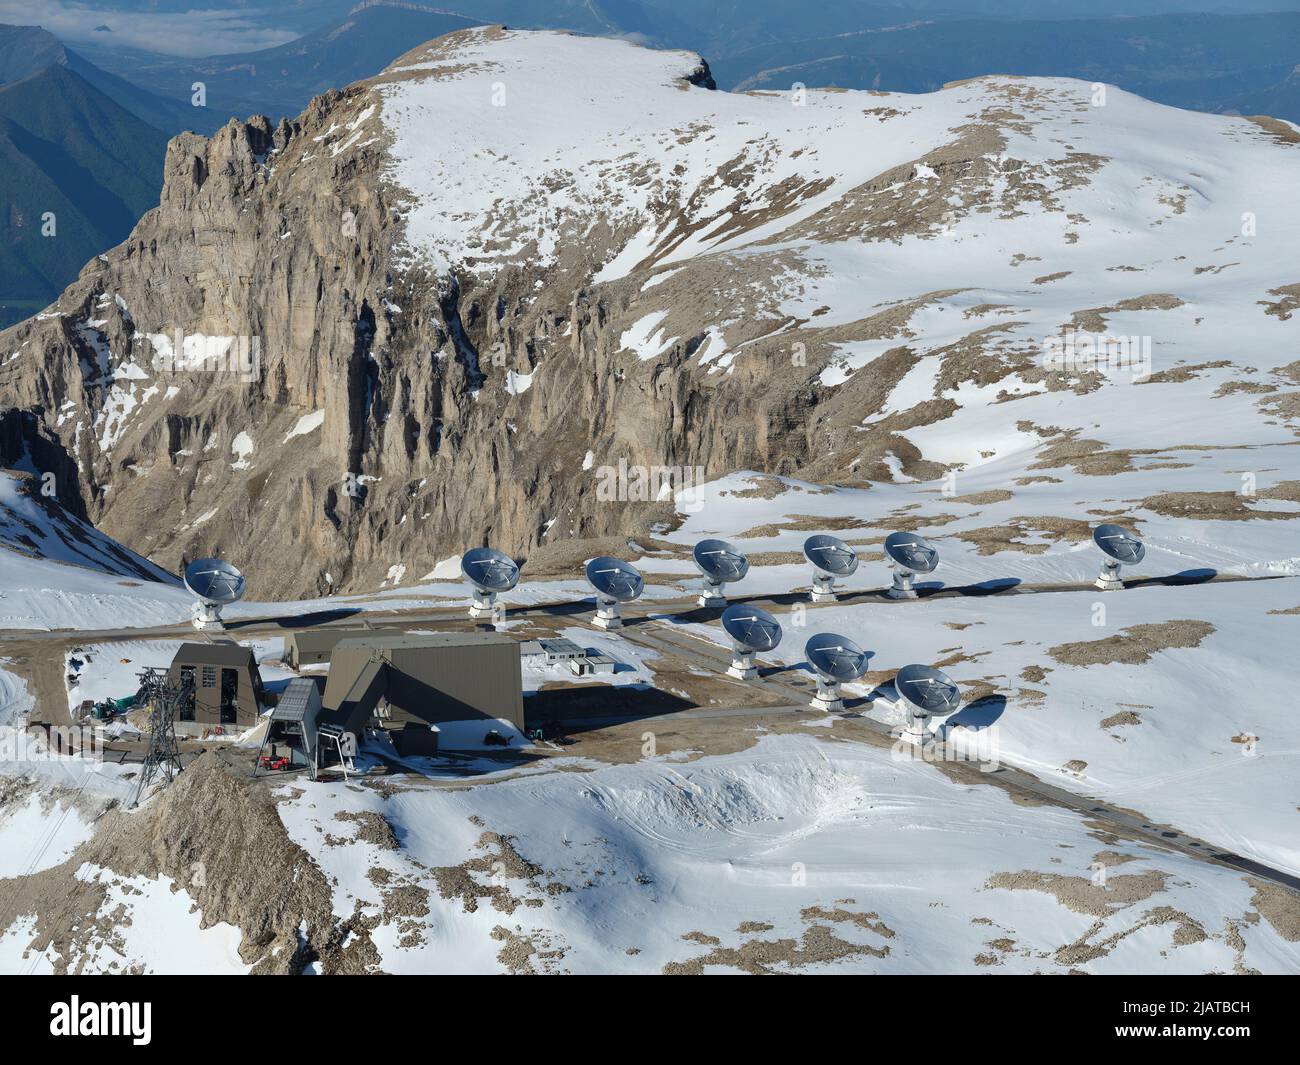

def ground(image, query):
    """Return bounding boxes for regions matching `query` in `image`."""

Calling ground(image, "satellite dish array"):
[184,558,246,631]
[169,524,1142,721]
[452,523,1144,626]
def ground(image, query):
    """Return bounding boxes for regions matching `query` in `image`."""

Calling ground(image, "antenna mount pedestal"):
[1095,559,1124,591]
[898,709,933,747]
[887,567,918,599]
[810,574,838,602]
[191,600,225,631]
[810,677,844,713]
[593,595,623,629]
[697,577,727,608]
[727,647,759,680]
[468,589,497,619]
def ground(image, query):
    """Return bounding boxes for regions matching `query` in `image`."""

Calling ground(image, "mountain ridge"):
[0,26,1296,598]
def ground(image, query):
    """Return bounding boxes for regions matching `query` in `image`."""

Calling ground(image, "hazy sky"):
[7,0,1298,59]
[0,1,300,56]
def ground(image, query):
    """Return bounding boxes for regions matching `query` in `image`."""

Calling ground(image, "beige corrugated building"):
[283,628,369,669]
[322,632,523,755]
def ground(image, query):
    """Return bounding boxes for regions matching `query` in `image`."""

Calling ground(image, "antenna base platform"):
[191,600,225,631]
[809,694,843,713]
[1095,560,1124,591]
[592,613,623,630]
[468,590,498,619]
[887,568,918,599]
[728,649,759,680]
[810,575,838,602]
[698,576,728,608]
[897,722,934,748]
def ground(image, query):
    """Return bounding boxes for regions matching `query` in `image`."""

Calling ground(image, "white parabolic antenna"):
[461,547,519,620]
[184,557,245,631]
[804,534,858,602]
[894,663,962,744]
[884,531,938,599]
[693,538,749,607]
[1093,523,1144,591]
[721,604,782,680]
[585,556,644,629]
[805,632,868,712]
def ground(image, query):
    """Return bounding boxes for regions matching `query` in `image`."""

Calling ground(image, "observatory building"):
[320,632,524,756]
[167,642,265,728]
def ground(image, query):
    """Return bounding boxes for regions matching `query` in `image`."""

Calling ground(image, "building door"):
[220,668,239,725]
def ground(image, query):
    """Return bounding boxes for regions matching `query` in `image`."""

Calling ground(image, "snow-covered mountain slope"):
[0,26,1295,597]
[1,728,1295,975]
[0,471,190,631]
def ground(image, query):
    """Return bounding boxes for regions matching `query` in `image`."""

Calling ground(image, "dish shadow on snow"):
[226,606,363,629]
[1127,568,1218,588]
[942,695,1008,734]
[524,684,694,733]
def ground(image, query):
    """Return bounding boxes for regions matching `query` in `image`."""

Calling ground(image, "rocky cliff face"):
[0,26,1296,598]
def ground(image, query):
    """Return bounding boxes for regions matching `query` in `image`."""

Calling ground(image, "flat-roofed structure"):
[520,637,585,665]
[167,641,264,728]
[283,628,370,669]
[321,632,523,756]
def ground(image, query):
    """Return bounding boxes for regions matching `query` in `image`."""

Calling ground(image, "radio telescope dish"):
[721,604,782,679]
[804,534,859,602]
[1093,524,1144,591]
[461,547,519,621]
[585,556,644,629]
[884,532,938,599]
[804,632,868,712]
[894,664,962,745]
[693,538,749,607]
[183,558,245,631]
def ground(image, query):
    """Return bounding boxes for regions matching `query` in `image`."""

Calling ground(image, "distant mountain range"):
[77,5,485,128]
[77,3,1300,130]
[708,12,1300,122]
[0,26,203,328]
[5,2,1297,327]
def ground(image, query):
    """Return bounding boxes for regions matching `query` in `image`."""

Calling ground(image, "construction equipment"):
[259,751,291,771]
